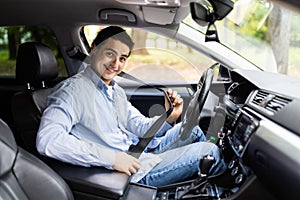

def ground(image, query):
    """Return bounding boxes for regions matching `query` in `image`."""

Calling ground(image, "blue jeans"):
[139,123,223,187]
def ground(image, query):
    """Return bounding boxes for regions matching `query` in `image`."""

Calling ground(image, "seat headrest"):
[16,42,58,84]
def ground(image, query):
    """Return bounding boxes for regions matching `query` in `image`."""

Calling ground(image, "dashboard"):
[150,68,300,200]
[218,68,300,199]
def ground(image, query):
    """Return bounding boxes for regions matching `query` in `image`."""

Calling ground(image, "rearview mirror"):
[190,1,214,26]
[190,0,234,24]
[190,0,234,43]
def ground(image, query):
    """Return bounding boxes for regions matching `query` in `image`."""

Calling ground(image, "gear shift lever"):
[199,155,215,177]
[189,155,216,189]
[177,155,216,199]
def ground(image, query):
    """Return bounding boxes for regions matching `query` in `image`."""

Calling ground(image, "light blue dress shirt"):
[36,66,171,171]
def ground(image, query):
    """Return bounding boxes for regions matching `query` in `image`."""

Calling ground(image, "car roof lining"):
[0,0,189,27]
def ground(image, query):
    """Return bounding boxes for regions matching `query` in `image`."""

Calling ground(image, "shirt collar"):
[84,66,116,90]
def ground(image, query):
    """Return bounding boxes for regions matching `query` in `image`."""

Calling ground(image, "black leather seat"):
[11,42,58,156]
[0,118,74,200]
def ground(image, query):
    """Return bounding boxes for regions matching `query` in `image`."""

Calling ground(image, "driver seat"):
[11,42,130,199]
[0,118,74,200]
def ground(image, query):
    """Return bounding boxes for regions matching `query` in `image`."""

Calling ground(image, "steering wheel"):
[179,64,216,140]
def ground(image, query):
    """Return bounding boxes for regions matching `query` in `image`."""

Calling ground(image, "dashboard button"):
[231,166,239,176]
[237,145,243,152]
[235,174,244,184]
[228,160,235,169]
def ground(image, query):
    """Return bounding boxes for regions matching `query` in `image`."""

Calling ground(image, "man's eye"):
[120,57,127,63]
[106,52,114,57]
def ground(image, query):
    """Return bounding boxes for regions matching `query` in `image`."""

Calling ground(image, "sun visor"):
[142,6,178,25]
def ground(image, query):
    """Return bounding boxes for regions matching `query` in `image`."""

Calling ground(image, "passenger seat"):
[0,118,74,199]
[11,42,58,156]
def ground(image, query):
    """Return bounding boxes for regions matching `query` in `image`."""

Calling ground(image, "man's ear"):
[90,45,97,56]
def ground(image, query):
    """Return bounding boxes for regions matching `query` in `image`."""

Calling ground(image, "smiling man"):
[37,26,224,187]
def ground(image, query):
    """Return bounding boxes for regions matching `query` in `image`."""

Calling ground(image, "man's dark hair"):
[91,26,134,52]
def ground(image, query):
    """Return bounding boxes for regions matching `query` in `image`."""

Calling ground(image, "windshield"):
[184,0,300,79]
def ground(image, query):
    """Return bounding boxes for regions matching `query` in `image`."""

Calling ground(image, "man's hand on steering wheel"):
[165,89,183,124]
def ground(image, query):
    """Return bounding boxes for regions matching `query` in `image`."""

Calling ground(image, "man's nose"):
[110,57,120,69]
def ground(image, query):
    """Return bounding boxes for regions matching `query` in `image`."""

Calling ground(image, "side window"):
[0,26,67,78]
[84,25,215,83]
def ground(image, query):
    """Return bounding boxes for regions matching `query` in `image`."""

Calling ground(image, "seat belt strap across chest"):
[118,71,173,158]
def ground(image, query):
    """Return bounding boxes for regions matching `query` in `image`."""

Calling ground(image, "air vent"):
[251,90,291,114]
[252,90,269,106]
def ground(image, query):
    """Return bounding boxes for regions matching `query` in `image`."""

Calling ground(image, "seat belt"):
[118,71,174,158]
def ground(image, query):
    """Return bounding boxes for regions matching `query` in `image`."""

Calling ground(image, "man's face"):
[91,38,130,85]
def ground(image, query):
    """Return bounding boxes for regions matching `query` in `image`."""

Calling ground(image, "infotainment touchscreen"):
[232,111,259,156]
